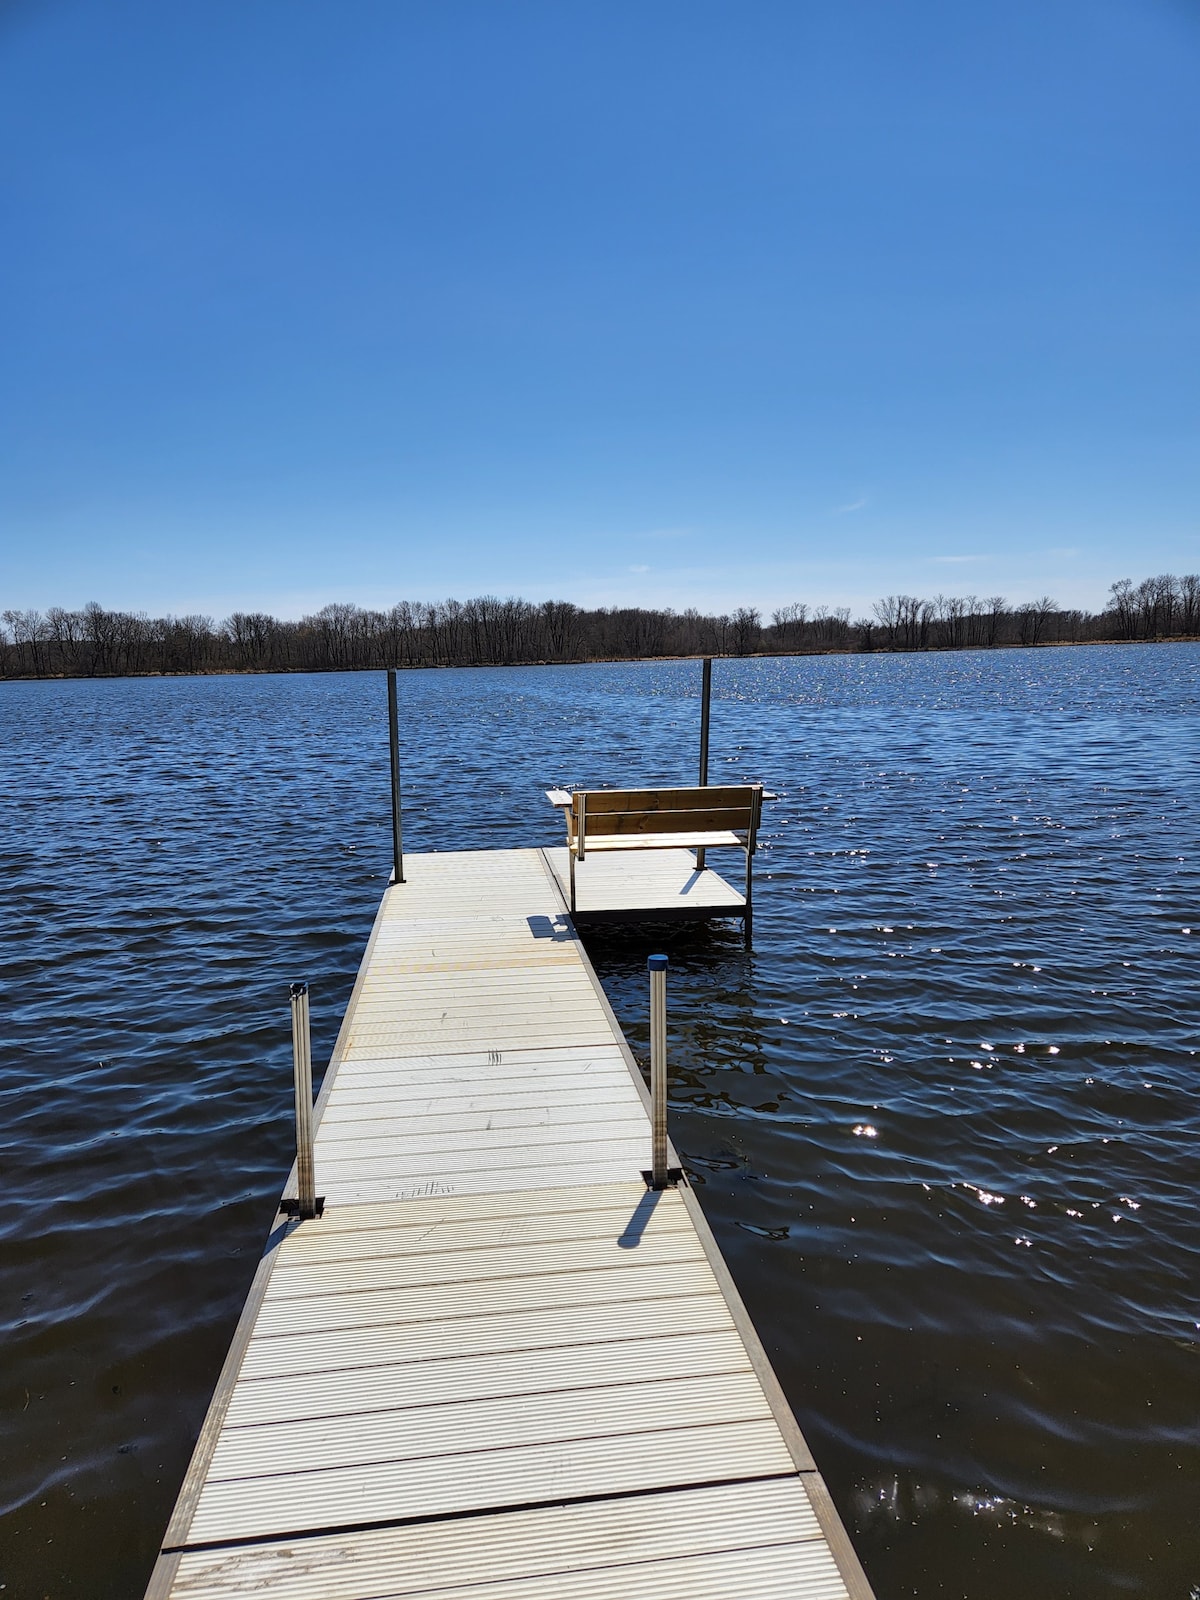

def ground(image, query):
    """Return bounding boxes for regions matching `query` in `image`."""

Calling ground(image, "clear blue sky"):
[2,0,1197,621]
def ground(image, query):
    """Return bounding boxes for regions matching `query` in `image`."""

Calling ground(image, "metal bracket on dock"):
[642,1167,683,1188]
[280,1195,325,1218]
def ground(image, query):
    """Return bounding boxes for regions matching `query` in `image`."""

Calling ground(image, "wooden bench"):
[546,784,763,943]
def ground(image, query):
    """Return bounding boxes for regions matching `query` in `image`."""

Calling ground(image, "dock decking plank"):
[235,1291,738,1382]
[266,1195,693,1263]
[205,1368,775,1484]
[318,1086,644,1125]
[186,1418,796,1545]
[314,1115,649,1164]
[255,1223,706,1301]
[169,1478,836,1600]
[173,1541,847,1600]
[262,1179,661,1233]
[222,1326,750,1424]
[311,1160,655,1206]
[221,1327,751,1428]
[249,1256,722,1339]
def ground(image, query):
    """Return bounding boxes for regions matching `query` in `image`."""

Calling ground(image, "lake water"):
[2,645,1198,1599]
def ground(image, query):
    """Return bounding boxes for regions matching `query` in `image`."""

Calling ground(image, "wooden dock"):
[144,847,873,1600]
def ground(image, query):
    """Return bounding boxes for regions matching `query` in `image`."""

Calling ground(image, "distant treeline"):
[2,574,1197,678]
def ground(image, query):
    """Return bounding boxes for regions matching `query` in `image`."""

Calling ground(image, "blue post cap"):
[648,954,669,971]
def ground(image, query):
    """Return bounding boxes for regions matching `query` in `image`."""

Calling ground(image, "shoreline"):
[1,633,1197,684]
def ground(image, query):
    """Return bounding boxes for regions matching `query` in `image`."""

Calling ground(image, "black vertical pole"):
[387,668,404,884]
[696,657,712,870]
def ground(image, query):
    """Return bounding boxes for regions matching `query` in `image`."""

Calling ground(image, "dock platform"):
[544,844,747,925]
[144,848,873,1600]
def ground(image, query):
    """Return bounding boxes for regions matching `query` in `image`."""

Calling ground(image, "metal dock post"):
[387,667,405,885]
[696,656,712,871]
[648,953,669,1189]
[286,982,320,1219]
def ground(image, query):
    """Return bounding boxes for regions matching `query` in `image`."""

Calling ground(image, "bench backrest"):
[572,785,762,841]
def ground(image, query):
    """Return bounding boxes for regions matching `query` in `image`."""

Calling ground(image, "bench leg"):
[743,847,753,949]
[569,849,577,916]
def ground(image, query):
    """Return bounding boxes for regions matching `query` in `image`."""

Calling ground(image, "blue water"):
[2,645,1198,1598]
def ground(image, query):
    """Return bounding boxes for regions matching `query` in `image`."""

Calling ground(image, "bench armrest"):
[545,789,573,809]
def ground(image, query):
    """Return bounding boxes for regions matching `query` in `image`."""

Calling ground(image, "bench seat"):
[546,784,763,944]
[578,830,743,852]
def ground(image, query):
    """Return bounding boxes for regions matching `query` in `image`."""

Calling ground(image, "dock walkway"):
[145,848,873,1600]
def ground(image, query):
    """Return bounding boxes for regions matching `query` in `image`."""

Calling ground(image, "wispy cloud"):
[834,496,868,514]
[931,554,988,565]
[629,563,650,573]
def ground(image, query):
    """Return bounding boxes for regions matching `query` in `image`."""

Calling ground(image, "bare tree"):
[1134,574,1179,638]
[1016,597,1057,646]
[731,607,761,655]
[897,596,932,650]
[1108,579,1137,640]
[81,602,122,675]
[225,612,277,668]
[1179,575,1200,637]
[983,596,1008,647]
[770,602,807,651]
[811,605,850,647]
[933,594,968,650]
[872,595,901,648]
[2,609,48,675]
[46,607,85,673]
